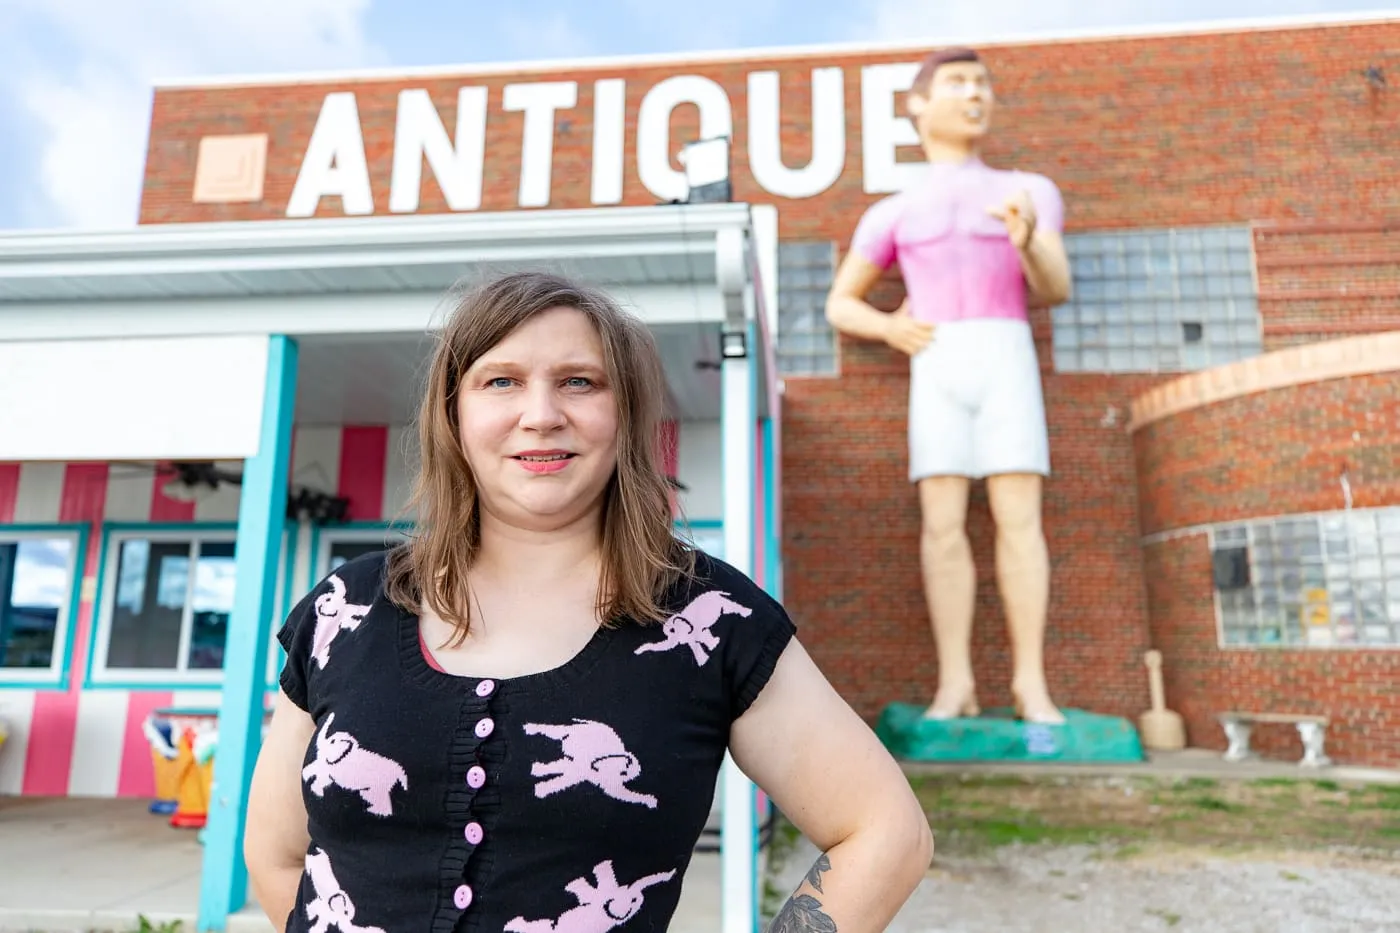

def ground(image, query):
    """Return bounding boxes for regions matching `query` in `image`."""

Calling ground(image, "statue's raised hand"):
[987,189,1038,251]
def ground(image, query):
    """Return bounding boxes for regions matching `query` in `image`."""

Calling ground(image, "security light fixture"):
[720,330,747,359]
[679,136,732,204]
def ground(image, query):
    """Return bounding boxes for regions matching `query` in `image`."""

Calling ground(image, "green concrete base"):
[876,702,1146,763]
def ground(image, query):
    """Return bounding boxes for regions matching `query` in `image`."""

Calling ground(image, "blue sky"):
[0,0,1394,231]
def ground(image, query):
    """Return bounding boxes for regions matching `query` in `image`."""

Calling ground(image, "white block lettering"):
[748,67,846,200]
[637,75,733,203]
[859,62,923,195]
[590,78,626,205]
[503,81,578,208]
[286,92,374,217]
[388,87,488,213]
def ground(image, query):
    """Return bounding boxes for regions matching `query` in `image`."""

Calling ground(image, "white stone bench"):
[1217,711,1331,768]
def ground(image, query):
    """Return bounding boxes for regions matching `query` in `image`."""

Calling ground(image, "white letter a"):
[286,92,374,218]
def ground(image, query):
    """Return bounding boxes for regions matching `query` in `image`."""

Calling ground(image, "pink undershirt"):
[419,629,448,673]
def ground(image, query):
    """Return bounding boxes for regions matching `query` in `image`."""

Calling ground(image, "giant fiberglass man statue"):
[826,47,1072,725]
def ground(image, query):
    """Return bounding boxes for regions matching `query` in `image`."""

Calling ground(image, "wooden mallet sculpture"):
[1139,650,1186,751]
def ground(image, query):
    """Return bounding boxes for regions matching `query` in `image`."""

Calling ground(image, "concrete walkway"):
[0,797,722,932]
[3,749,1394,932]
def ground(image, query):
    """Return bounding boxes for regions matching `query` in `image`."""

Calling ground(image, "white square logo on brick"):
[192,133,268,203]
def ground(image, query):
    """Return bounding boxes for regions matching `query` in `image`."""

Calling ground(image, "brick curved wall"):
[1133,369,1400,535]
[1142,533,1400,767]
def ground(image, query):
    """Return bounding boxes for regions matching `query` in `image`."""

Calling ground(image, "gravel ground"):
[769,837,1400,932]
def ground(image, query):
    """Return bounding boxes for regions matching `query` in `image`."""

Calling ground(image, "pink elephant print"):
[302,712,408,817]
[504,860,676,933]
[310,574,372,669]
[524,719,656,808]
[633,590,752,666]
[304,847,385,933]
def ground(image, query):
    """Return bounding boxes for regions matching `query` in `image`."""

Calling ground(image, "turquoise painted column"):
[199,335,298,932]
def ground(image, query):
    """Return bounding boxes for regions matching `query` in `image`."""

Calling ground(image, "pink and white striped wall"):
[0,421,716,799]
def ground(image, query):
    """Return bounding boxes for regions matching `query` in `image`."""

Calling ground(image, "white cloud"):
[3,0,387,229]
[859,0,1392,42]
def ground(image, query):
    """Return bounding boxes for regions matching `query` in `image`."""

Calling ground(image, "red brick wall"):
[1134,372,1400,535]
[1256,223,1400,349]
[135,21,1400,751]
[1143,534,1400,767]
[1132,372,1400,765]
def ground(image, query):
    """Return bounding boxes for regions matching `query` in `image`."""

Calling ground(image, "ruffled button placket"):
[434,677,506,933]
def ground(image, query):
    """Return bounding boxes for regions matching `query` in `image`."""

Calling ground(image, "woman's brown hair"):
[384,270,693,641]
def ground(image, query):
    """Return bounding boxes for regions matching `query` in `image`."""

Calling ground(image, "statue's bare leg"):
[986,472,1064,725]
[918,475,980,719]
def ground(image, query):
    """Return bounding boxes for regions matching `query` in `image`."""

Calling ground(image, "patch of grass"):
[1279,870,1308,882]
[1146,908,1183,926]
[1250,777,1300,788]
[910,771,1400,861]
[1313,779,1342,792]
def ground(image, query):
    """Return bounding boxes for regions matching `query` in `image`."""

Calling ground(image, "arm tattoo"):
[768,853,837,933]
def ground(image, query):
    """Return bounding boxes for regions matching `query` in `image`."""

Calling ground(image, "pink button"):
[453,884,473,910]
[475,679,495,697]
[464,821,484,845]
[474,718,495,739]
[466,766,486,789]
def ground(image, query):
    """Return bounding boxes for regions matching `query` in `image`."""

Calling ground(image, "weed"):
[1187,795,1243,813]
[1146,907,1182,926]
[132,918,183,933]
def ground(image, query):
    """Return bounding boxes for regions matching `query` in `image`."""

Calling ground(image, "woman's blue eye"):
[565,377,593,388]
[488,377,513,389]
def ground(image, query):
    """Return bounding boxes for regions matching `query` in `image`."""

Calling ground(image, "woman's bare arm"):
[244,690,315,928]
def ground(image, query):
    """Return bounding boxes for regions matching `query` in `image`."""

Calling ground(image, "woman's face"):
[457,306,620,534]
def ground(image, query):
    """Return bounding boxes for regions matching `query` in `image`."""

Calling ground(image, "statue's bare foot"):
[1012,684,1066,725]
[922,684,980,721]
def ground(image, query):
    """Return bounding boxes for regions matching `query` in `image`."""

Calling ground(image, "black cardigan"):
[276,547,795,933]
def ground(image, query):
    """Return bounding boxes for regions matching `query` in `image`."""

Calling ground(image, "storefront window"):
[99,533,236,676]
[317,527,410,579]
[0,532,79,679]
[1211,507,1400,647]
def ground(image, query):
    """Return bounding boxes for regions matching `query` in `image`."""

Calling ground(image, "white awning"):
[0,335,270,461]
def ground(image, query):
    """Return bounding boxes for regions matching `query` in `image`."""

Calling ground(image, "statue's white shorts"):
[907,318,1050,483]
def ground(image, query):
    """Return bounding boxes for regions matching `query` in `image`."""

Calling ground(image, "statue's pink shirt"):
[850,157,1065,324]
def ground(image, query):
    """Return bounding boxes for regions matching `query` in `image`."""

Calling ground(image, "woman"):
[245,271,932,933]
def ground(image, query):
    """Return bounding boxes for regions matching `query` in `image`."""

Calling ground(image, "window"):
[1210,507,1400,648]
[1053,226,1263,373]
[92,531,237,682]
[315,526,410,580]
[676,522,725,560]
[0,529,81,683]
[776,241,838,376]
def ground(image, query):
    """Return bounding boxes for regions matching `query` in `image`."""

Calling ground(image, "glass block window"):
[1054,226,1263,373]
[1211,507,1400,648]
[776,241,837,376]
